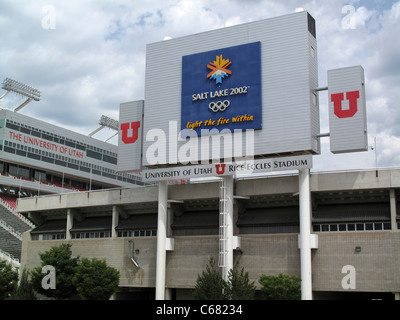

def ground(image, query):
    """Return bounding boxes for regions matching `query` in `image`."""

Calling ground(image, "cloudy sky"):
[0,0,399,172]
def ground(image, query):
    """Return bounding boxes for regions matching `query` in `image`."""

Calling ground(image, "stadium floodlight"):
[88,115,119,139]
[99,115,119,131]
[1,78,41,112]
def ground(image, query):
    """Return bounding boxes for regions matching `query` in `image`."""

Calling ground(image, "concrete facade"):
[18,168,400,299]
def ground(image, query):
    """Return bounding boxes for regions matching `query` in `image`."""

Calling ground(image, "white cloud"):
[376,133,400,167]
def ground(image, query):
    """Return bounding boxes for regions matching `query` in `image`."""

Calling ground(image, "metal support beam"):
[155,181,168,300]
[299,169,313,300]
[14,98,33,112]
[317,132,330,138]
[0,91,10,100]
[88,125,106,137]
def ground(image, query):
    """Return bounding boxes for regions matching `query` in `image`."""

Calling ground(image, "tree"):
[0,260,18,300]
[193,256,228,300]
[8,268,36,300]
[259,273,301,300]
[30,243,79,300]
[72,258,120,300]
[226,263,256,300]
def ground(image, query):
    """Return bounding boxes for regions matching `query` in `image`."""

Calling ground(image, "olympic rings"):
[209,100,230,112]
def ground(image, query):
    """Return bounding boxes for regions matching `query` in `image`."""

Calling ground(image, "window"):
[32,233,66,240]
[87,149,102,160]
[71,231,111,239]
[6,121,19,130]
[117,229,157,238]
[65,140,76,148]
[34,170,46,181]
[103,154,117,165]
[313,222,392,232]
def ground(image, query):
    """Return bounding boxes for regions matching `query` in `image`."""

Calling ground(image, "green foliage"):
[30,244,120,300]
[226,263,256,300]
[30,243,79,300]
[259,273,301,300]
[0,260,18,300]
[72,258,120,300]
[8,268,36,300]
[194,258,256,300]
[193,256,228,300]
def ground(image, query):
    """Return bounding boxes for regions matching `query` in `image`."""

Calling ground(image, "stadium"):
[17,167,400,300]
[0,106,144,265]
[1,10,399,300]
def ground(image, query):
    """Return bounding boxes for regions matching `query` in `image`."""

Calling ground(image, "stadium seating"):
[0,193,17,209]
[0,227,21,260]
[0,194,34,261]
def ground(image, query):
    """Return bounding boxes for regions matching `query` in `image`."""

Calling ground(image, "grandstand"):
[0,107,144,265]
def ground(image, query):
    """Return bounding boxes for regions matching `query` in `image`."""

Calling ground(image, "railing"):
[0,198,35,228]
[0,218,23,240]
[0,247,20,268]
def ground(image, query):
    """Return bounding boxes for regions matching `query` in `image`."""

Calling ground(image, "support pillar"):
[390,189,398,231]
[111,205,119,238]
[66,209,73,240]
[222,175,234,282]
[156,181,168,300]
[299,169,313,300]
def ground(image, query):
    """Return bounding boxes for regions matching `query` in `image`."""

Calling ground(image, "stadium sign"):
[137,11,320,168]
[328,66,367,154]
[8,130,85,159]
[117,11,367,173]
[142,155,312,182]
[181,42,262,136]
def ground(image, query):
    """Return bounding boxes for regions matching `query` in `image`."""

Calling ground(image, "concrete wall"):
[22,230,400,294]
[312,232,400,293]
[21,231,157,288]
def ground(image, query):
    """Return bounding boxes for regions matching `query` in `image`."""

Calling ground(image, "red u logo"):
[215,164,226,175]
[120,121,141,144]
[331,91,360,119]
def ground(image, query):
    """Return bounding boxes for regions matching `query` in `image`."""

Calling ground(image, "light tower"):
[89,115,119,141]
[0,78,41,112]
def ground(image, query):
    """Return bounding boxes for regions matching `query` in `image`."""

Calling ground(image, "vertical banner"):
[117,100,143,171]
[328,66,368,154]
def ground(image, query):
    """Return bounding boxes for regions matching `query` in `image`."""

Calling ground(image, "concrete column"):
[156,181,168,300]
[299,169,313,300]
[390,189,398,231]
[222,175,234,282]
[112,205,119,238]
[165,288,172,300]
[167,202,173,238]
[66,209,73,240]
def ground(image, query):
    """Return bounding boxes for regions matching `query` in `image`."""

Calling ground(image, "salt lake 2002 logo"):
[207,54,232,84]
